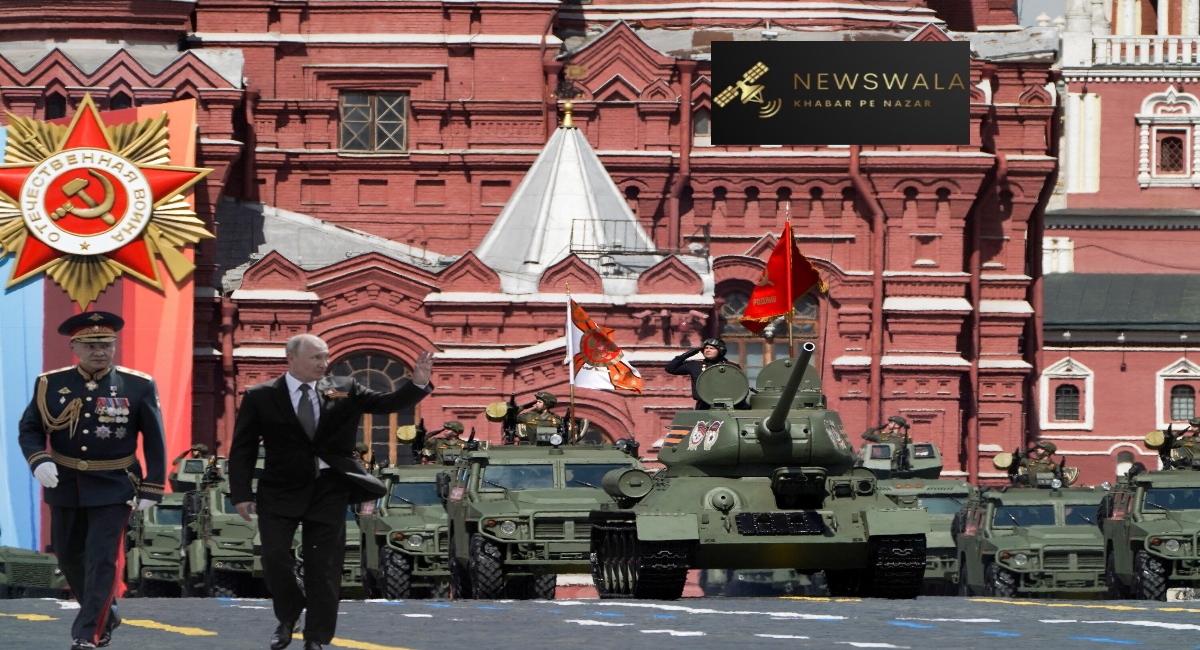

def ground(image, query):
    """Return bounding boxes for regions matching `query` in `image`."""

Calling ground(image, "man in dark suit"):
[229,334,434,650]
[18,311,167,650]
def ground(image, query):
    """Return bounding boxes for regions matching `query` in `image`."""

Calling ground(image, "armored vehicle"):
[590,342,930,600]
[125,492,186,597]
[954,484,1108,597]
[0,538,66,599]
[181,453,267,598]
[442,438,643,599]
[1099,428,1200,600]
[169,456,210,492]
[359,464,451,599]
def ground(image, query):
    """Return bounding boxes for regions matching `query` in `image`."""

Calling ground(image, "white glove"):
[127,498,155,512]
[33,463,58,489]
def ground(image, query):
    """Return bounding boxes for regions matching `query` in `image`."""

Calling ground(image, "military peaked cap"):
[59,311,124,342]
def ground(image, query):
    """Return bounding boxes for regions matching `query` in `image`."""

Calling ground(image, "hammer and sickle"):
[756,268,774,287]
[51,170,117,226]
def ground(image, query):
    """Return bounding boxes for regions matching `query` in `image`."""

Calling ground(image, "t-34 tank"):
[590,342,930,600]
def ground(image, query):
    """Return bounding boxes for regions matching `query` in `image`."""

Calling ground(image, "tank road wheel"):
[865,535,927,599]
[469,533,505,599]
[1133,550,1168,601]
[380,547,412,600]
[592,516,640,598]
[630,540,693,600]
[1106,550,1130,600]
[983,563,1017,598]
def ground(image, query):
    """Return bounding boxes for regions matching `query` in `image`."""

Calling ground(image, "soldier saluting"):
[517,392,562,442]
[665,338,741,409]
[18,311,166,650]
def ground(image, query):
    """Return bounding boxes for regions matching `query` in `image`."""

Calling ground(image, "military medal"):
[59,396,66,404]
[95,425,112,439]
[85,381,98,391]
[114,427,127,439]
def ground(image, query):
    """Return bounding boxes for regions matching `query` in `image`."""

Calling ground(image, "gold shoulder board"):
[115,366,154,380]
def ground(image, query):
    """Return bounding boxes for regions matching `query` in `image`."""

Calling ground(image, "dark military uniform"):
[664,339,742,410]
[17,313,166,648]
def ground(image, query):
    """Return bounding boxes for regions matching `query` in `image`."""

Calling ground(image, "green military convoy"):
[12,346,1200,604]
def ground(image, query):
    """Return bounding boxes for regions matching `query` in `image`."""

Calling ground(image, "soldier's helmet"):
[192,443,209,454]
[1190,417,1200,428]
[535,392,558,408]
[887,415,909,428]
[443,421,464,434]
[1035,441,1058,455]
[701,338,727,354]
[355,442,370,455]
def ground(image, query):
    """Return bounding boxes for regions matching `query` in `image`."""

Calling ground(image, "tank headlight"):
[1050,478,1063,489]
[856,479,874,495]
[549,433,564,446]
[499,520,517,536]
[1013,553,1029,567]
[1165,539,1182,553]
[406,534,424,548]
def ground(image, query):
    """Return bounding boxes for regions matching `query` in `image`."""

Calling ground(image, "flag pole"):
[566,282,576,443]
[785,202,794,358]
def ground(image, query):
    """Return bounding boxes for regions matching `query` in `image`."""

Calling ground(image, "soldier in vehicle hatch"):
[862,415,909,444]
[665,338,742,409]
[1021,441,1061,475]
[517,393,562,441]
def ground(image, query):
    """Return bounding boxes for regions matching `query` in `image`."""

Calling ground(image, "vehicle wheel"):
[825,570,865,597]
[1133,549,1167,601]
[505,574,555,600]
[206,566,239,598]
[380,547,412,600]
[983,563,1017,598]
[449,533,473,600]
[138,579,173,598]
[1106,549,1130,600]
[468,533,505,599]
[427,579,451,599]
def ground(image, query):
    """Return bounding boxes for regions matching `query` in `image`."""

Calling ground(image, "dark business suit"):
[228,374,430,644]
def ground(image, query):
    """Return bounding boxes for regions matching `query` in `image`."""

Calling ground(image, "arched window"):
[329,352,414,466]
[576,421,612,445]
[110,93,133,110]
[693,107,711,145]
[45,93,66,120]
[1054,384,1081,421]
[1160,136,1185,173]
[1171,385,1196,421]
[718,289,821,384]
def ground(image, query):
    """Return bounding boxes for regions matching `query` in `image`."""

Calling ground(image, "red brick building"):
[0,1,1062,483]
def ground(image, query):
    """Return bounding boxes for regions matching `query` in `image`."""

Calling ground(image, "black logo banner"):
[712,41,971,145]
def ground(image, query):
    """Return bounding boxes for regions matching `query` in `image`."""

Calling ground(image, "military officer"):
[517,392,562,441]
[18,311,166,650]
[862,415,909,444]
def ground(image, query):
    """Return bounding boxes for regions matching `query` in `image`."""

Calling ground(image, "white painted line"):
[554,600,844,621]
[641,630,705,637]
[565,619,633,627]
[1043,619,1200,631]
[756,634,812,639]
[839,644,911,649]
[227,605,271,610]
[403,614,433,618]
[53,602,80,610]
[897,617,1001,623]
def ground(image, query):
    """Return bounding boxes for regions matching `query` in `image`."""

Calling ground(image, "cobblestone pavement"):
[3,594,1199,649]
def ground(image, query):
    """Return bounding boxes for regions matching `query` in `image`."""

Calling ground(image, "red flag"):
[739,220,827,334]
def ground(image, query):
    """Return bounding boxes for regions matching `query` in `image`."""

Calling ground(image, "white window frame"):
[1040,357,1094,431]
[1042,236,1074,274]
[1136,86,1200,187]
[1156,357,1200,429]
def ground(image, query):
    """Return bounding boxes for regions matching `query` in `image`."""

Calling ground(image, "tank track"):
[866,534,926,599]
[591,515,693,600]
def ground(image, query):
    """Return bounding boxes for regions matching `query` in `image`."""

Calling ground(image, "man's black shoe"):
[70,639,97,650]
[269,621,299,650]
[97,616,121,647]
[303,641,323,650]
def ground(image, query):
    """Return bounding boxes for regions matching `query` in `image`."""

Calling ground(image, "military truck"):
[180,453,268,598]
[125,492,186,597]
[359,464,450,599]
[0,536,66,599]
[590,342,930,600]
[442,436,643,600]
[1099,428,1200,600]
[954,484,1108,597]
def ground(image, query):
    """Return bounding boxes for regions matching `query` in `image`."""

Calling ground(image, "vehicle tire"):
[983,563,1017,598]
[427,579,451,599]
[468,533,505,599]
[1106,549,1130,600]
[206,566,239,598]
[380,547,412,600]
[825,570,865,597]
[1133,549,1168,601]
[505,574,555,600]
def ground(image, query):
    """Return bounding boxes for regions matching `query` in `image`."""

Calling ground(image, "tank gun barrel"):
[757,341,816,440]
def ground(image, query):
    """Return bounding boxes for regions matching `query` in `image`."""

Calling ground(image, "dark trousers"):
[51,504,130,643]
[258,472,350,644]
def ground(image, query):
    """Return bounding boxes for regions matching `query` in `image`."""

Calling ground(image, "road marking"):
[301,634,417,650]
[123,619,218,636]
[403,614,432,618]
[641,629,705,637]
[557,600,844,621]
[889,621,934,629]
[838,644,910,649]
[981,631,1021,637]
[757,634,811,640]
[1067,636,1142,645]
[0,613,57,621]
[898,617,1000,623]
[565,619,633,627]
[971,598,1149,612]
[1046,620,1200,632]
[783,596,863,603]
[221,604,271,610]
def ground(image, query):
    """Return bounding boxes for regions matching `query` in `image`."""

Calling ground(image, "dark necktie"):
[297,383,317,439]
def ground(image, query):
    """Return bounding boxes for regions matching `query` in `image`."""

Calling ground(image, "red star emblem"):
[0,94,210,304]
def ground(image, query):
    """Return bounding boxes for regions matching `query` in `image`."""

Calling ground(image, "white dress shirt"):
[285,372,329,470]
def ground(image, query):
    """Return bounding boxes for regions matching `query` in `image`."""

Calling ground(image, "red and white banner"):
[565,299,643,392]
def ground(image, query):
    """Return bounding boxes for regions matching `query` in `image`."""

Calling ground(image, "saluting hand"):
[412,350,435,388]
